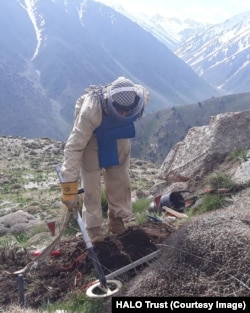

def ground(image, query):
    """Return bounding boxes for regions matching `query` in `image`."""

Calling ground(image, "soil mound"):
[0,223,172,309]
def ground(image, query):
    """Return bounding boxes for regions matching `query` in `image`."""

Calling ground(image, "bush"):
[132,198,151,224]
[190,194,228,215]
[206,171,233,189]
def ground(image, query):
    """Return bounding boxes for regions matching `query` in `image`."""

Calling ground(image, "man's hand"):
[61,182,79,212]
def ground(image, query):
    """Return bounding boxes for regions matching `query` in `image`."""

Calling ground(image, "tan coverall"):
[61,91,132,229]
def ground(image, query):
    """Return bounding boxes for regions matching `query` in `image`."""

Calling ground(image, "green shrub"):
[13,232,31,244]
[101,189,108,217]
[44,292,104,313]
[206,171,233,189]
[228,149,249,162]
[132,198,151,224]
[190,194,228,216]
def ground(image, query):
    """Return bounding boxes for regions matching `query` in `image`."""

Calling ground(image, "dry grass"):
[1,306,44,313]
[123,188,250,297]
[1,306,67,313]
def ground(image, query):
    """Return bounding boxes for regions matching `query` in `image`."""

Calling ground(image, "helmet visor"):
[107,85,145,120]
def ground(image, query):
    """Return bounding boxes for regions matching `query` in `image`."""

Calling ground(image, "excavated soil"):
[0,222,173,309]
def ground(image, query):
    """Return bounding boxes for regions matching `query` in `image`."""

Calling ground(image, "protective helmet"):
[103,77,149,120]
[160,192,185,212]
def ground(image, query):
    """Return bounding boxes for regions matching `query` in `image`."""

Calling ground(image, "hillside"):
[175,12,250,94]
[0,134,249,312]
[0,0,219,141]
[132,92,250,164]
[0,120,250,311]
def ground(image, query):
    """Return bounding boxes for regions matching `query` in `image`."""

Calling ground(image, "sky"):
[96,0,250,23]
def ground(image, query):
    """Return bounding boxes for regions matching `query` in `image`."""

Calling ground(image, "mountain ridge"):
[175,11,250,94]
[107,4,250,95]
[132,92,250,164]
[0,0,219,140]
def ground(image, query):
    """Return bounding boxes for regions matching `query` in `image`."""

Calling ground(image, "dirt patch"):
[0,222,173,309]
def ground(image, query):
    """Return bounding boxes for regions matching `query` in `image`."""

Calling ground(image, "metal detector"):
[55,164,122,298]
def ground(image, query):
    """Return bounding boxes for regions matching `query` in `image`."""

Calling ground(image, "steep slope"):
[132,92,250,164]
[0,0,219,140]
[104,5,210,51]
[175,12,250,94]
[105,3,250,95]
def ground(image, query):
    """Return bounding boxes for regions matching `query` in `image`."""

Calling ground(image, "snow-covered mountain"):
[98,2,210,50]
[175,12,250,94]
[0,0,218,140]
[99,1,250,95]
[130,14,211,50]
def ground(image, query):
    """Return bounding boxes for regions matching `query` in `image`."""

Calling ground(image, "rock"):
[232,160,250,184]
[125,190,250,297]
[0,210,42,235]
[26,232,54,250]
[158,111,250,187]
[25,205,41,214]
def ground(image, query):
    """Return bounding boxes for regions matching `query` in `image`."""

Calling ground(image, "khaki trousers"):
[81,135,132,229]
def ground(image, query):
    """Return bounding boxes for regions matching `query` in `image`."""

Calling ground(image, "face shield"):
[105,84,146,120]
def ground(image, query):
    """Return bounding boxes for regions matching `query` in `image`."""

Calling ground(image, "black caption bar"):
[112,297,249,312]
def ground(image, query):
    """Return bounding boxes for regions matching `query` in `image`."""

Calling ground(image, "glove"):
[61,182,79,212]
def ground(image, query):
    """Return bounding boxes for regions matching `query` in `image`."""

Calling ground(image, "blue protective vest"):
[94,113,139,168]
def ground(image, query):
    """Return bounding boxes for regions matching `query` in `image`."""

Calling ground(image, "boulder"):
[158,111,250,186]
[124,189,250,297]
[232,160,250,184]
[0,210,42,235]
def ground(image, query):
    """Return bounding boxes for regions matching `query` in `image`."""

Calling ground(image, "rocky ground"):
[0,136,170,310]
[0,222,174,309]
[0,135,250,312]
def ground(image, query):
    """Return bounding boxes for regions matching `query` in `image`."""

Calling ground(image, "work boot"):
[87,227,105,243]
[108,211,126,235]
